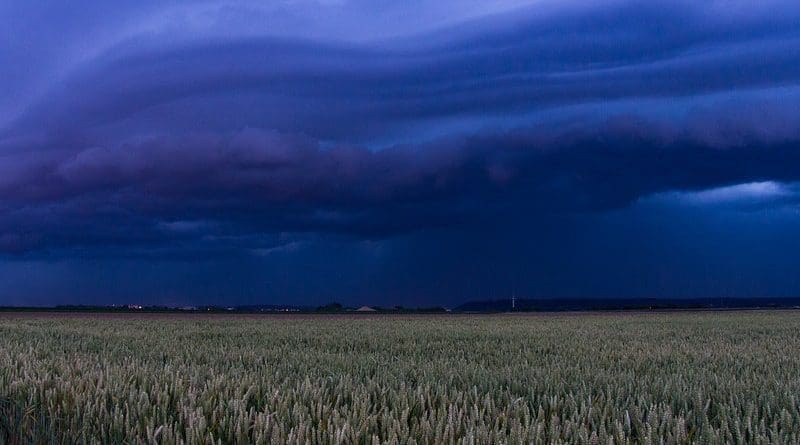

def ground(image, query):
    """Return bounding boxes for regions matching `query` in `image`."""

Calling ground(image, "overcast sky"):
[2,0,800,307]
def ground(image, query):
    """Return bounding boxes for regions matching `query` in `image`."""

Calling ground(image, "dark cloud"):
[3,107,800,256]
[1,0,800,303]
[6,1,800,142]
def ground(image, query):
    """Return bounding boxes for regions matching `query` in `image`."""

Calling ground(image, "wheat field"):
[1,311,799,444]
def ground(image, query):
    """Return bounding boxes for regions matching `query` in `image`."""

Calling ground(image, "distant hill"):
[453,297,800,312]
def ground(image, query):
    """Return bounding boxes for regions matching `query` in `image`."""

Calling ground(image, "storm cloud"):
[1,0,800,304]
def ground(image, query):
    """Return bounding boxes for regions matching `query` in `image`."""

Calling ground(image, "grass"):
[1,311,799,444]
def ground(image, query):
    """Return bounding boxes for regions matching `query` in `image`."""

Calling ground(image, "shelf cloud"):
[1,0,800,304]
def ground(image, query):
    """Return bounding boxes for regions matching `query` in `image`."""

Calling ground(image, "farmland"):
[1,311,800,444]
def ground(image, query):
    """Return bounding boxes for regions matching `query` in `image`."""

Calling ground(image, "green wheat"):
[1,312,799,444]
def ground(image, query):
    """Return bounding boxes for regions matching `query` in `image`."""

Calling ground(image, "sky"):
[2,0,800,307]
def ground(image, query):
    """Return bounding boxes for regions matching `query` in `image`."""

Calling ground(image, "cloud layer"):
[1,0,800,303]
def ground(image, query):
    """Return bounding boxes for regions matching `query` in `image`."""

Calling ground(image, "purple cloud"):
[1,0,800,259]
[2,104,800,256]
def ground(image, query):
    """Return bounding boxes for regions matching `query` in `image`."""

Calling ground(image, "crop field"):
[1,311,800,444]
